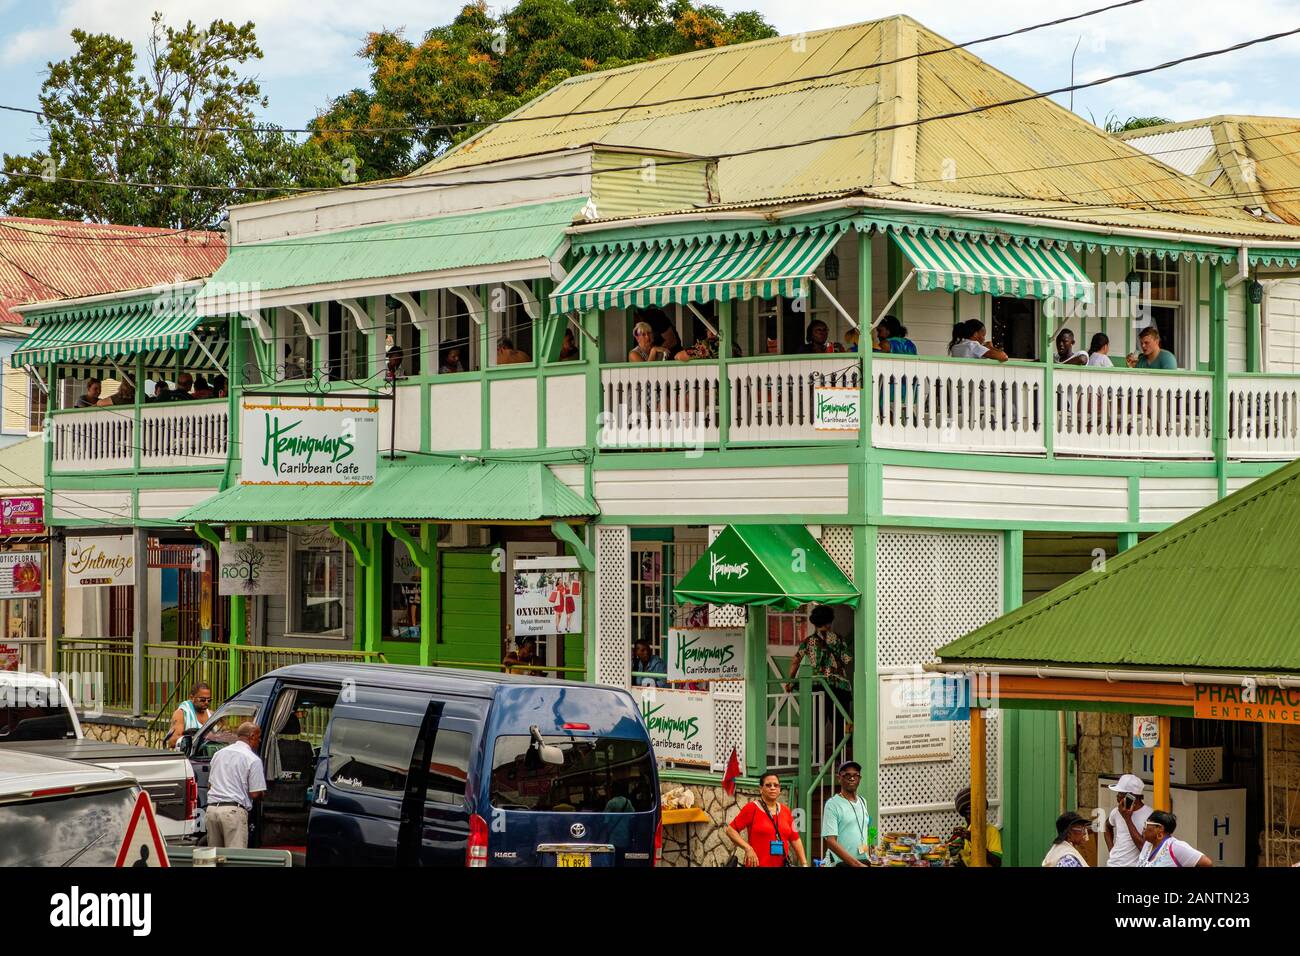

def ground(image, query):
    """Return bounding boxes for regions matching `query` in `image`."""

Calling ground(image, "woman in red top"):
[725,772,808,867]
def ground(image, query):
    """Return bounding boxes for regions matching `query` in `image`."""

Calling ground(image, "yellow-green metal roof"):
[936,459,1300,674]
[179,460,598,524]
[1122,115,1300,227]
[422,16,1296,242]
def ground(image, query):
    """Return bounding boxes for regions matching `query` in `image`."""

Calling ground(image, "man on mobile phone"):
[1104,774,1153,866]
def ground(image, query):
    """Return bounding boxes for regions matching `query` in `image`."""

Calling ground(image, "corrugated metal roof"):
[936,459,1300,674]
[420,16,1283,241]
[179,460,598,523]
[1118,125,1218,178]
[0,218,224,325]
[1124,116,1300,227]
[199,199,584,300]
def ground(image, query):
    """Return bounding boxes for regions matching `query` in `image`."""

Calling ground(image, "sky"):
[1,0,1299,163]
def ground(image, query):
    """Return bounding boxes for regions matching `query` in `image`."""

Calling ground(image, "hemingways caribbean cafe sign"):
[241,402,379,485]
[813,386,861,431]
[66,535,135,588]
[667,628,745,682]
[639,687,714,768]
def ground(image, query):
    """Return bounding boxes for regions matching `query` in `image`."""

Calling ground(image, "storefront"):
[934,455,1300,866]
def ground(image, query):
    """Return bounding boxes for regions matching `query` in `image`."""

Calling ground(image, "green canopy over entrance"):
[673,524,858,611]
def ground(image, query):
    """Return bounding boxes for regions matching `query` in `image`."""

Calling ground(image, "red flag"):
[721,747,741,796]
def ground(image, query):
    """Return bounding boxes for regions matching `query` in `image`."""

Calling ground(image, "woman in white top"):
[1137,811,1213,867]
[1042,811,1092,867]
[948,320,1009,362]
[1086,332,1115,367]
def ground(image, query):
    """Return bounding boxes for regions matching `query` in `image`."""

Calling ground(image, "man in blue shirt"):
[632,640,667,687]
[822,761,871,866]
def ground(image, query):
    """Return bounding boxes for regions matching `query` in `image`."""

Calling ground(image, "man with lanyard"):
[1137,811,1213,868]
[822,761,871,867]
[166,682,212,750]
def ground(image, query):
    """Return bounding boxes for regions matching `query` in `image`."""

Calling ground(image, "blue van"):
[181,663,660,866]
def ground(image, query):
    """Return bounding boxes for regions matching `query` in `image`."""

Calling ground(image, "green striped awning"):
[551,228,839,313]
[60,334,231,380]
[892,231,1094,303]
[12,293,208,368]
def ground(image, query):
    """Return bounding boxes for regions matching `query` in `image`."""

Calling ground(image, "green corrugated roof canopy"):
[178,460,598,524]
[550,227,839,314]
[673,525,858,611]
[12,291,218,368]
[892,231,1094,303]
[197,198,585,309]
[937,458,1300,674]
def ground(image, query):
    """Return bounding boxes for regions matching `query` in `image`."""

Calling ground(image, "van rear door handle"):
[312,785,328,806]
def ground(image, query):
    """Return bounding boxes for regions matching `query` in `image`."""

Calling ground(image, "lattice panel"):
[820,525,855,580]
[595,525,631,687]
[711,687,745,772]
[875,529,1004,837]
[875,530,1002,670]
[707,525,747,626]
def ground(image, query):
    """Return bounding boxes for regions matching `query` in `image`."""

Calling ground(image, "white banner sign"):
[666,628,745,682]
[66,535,135,589]
[0,551,42,600]
[512,568,581,636]
[640,687,714,768]
[241,402,379,485]
[879,674,953,764]
[218,541,287,596]
[813,386,861,431]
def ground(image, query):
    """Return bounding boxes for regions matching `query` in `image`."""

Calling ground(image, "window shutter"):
[2,367,29,433]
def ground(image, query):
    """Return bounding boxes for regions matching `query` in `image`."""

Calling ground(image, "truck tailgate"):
[7,739,192,821]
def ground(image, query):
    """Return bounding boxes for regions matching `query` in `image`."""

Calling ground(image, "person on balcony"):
[384,345,406,382]
[1054,328,1088,365]
[874,315,917,355]
[440,346,466,374]
[213,374,229,398]
[98,379,135,406]
[496,337,531,365]
[629,321,668,362]
[1126,326,1177,369]
[74,378,102,408]
[948,320,1009,362]
[558,328,580,362]
[1087,332,1115,367]
[800,319,843,354]
[785,604,852,733]
[191,375,215,398]
[658,325,685,360]
[157,372,196,401]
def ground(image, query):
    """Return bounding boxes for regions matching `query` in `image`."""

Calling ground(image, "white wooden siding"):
[429,380,482,450]
[881,465,1128,523]
[546,374,587,447]
[594,464,849,516]
[489,378,539,448]
[137,488,220,522]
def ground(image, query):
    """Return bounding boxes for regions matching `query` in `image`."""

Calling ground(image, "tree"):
[309,0,776,181]
[0,12,346,229]
[1102,114,1173,135]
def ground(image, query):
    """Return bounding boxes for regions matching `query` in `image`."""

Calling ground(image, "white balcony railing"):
[872,357,1045,454]
[1227,375,1300,460]
[599,362,721,449]
[729,357,861,443]
[51,399,229,473]
[1054,368,1213,458]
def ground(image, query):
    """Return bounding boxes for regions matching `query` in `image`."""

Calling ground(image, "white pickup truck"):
[0,671,196,840]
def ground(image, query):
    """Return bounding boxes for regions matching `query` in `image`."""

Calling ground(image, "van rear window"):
[489,736,655,813]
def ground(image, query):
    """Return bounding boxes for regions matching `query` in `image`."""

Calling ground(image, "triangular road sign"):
[114,790,170,868]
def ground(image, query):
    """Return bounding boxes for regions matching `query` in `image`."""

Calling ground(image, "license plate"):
[556,852,591,868]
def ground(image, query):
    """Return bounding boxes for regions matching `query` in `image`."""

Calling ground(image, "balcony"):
[597,354,863,450]
[51,399,230,474]
[871,355,1300,461]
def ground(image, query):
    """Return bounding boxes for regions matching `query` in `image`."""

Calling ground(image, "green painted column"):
[852,524,878,823]
[1117,531,1138,553]
[1211,263,1229,500]
[859,229,873,450]
[365,524,384,654]
[1246,293,1261,374]
[352,545,366,652]
[228,525,247,698]
[421,525,437,667]
[744,605,768,778]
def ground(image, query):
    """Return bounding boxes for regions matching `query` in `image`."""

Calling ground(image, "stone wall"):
[1075,712,1132,816]
[1264,723,1300,867]
[81,716,155,748]
[659,781,756,867]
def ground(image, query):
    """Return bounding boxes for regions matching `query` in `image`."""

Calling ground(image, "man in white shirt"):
[1137,811,1213,867]
[1104,774,1153,867]
[205,722,266,849]
[1054,328,1088,365]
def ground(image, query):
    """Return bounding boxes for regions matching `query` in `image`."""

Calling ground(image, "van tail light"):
[185,777,198,821]
[653,818,664,867]
[467,814,489,868]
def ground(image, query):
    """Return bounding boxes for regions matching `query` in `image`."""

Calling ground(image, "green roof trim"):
[178,460,598,524]
[1250,249,1300,268]
[936,459,1300,674]
[673,524,859,611]
[197,198,585,305]
[11,289,209,367]
[573,209,1239,265]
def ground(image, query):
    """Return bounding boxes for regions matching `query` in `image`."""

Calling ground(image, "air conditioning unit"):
[1133,746,1223,786]
[437,525,491,548]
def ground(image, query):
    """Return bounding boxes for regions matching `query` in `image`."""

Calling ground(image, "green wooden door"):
[438,551,501,669]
